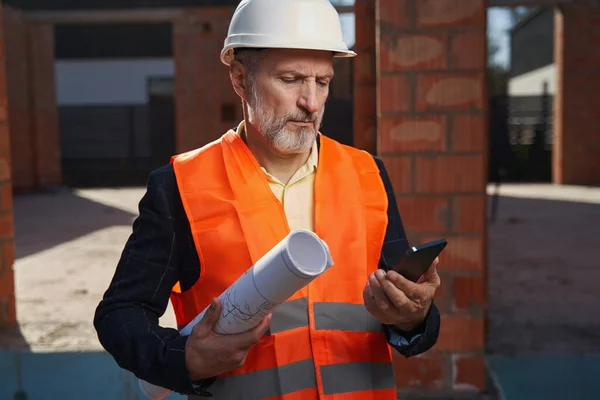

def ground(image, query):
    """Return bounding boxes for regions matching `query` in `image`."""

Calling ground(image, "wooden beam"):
[24,8,184,24]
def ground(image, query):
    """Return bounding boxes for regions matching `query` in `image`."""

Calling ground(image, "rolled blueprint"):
[138,229,334,400]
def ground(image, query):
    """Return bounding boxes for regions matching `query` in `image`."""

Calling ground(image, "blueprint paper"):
[139,229,334,400]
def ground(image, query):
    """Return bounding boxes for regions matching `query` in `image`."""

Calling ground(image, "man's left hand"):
[363,258,441,332]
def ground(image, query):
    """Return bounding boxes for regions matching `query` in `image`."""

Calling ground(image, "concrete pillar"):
[0,4,16,329]
[374,0,487,393]
[553,4,600,186]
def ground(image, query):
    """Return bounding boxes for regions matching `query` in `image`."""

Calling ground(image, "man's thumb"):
[195,298,221,336]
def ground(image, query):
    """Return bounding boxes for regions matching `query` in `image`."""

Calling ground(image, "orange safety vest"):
[170,130,397,399]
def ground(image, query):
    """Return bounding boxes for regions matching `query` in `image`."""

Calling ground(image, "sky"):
[331,2,515,69]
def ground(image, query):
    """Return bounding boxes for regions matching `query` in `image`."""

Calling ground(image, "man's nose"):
[297,82,320,114]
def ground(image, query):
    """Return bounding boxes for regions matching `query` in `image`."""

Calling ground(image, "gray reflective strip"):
[270,297,309,334]
[201,358,317,399]
[314,302,383,332]
[321,361,396,395]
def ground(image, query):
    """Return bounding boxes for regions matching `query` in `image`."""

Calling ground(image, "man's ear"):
[229,61,250,102]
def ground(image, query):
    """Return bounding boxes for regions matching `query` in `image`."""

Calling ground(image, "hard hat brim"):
[221,40,357,66]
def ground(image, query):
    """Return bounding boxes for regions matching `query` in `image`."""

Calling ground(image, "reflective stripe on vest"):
[191,359,396,399]
[172,131,396,399]
[270,298,383,334]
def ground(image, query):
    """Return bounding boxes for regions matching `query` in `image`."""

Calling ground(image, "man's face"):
[245,49,334,155]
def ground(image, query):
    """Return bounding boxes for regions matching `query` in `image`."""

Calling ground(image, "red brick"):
[380,33,447,72]
[451,114,486,152]
[0,183,12,212]
[0,213,13,239]
[452,195,485,233]
[437,315,484,351]
[450,30,486,69]
[3,242,14,270]
[0,294,16,326]
[416,0,485,28]
[554,5,600,185]
[354,49,376,85]
[379,156,413,194]
[452,274,486,311]
[354,117,377,154]
[416,73,484,111]
[354,84,376,118]
[379,115,447,153]
[396,196,449,234]
[0,94,7,122]
[378,74,411,114]
[377,0,410,31]
[431,236,484,272]
[0,64,6,97]
[393,352,445,389]
[0,156,11,182]
[453,354,486,390]
[434,273,451,313]
[414,155,485,193]
[0,123,9,154]
[0,267,13,299]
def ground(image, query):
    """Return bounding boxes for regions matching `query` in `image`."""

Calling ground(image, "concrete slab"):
[8,187,177,352]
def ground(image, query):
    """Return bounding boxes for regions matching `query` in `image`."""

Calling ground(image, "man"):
[94,0,441,398]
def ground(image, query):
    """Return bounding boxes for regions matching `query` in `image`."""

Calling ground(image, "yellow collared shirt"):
[236,122,317,232]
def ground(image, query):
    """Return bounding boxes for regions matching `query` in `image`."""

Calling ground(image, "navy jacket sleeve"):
[373,156,440,357]
[93,166,202,395]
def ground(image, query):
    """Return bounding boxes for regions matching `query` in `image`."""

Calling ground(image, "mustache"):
[285,109,320,123]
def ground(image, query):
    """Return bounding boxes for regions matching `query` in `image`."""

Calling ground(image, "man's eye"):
[281,78,297,83]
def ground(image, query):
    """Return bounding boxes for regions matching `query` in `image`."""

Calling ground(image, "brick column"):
[0,4,16,328]
[375,0,487,393]
[3,6,61,192]
[553,4,600,186]
[353,0,377,153]
[173,7,240,152]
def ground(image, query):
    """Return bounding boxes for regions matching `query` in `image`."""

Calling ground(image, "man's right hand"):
[184,297,272,381]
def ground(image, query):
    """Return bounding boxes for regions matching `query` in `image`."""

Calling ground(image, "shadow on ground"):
[487,194,600,356]
[14,189,137,259]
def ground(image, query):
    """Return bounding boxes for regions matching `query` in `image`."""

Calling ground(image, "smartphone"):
[392,239,447,282]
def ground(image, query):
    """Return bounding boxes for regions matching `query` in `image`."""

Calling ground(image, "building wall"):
[0,3,17,329]
[508,64,556,97]
[56,59,174,105]
[510,7,554,78]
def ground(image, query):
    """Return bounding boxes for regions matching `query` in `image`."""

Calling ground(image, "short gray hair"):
[234,48,267,94]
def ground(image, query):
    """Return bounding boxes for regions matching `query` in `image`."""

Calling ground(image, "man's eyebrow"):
[274,69,335,79]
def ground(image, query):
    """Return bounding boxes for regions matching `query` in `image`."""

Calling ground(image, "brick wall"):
[0,3,16,328]
[553,4,600,186]
[173,7,241,152]
[370,0,488,393]
[353,0,377,153]
[3,6,61,193]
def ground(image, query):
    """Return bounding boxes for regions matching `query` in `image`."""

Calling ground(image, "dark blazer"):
[93,148,440,396]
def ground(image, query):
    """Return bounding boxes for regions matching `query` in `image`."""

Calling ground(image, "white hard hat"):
[221,0,356,65]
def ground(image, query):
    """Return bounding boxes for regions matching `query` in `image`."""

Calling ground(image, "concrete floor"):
[486,183,600,355]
